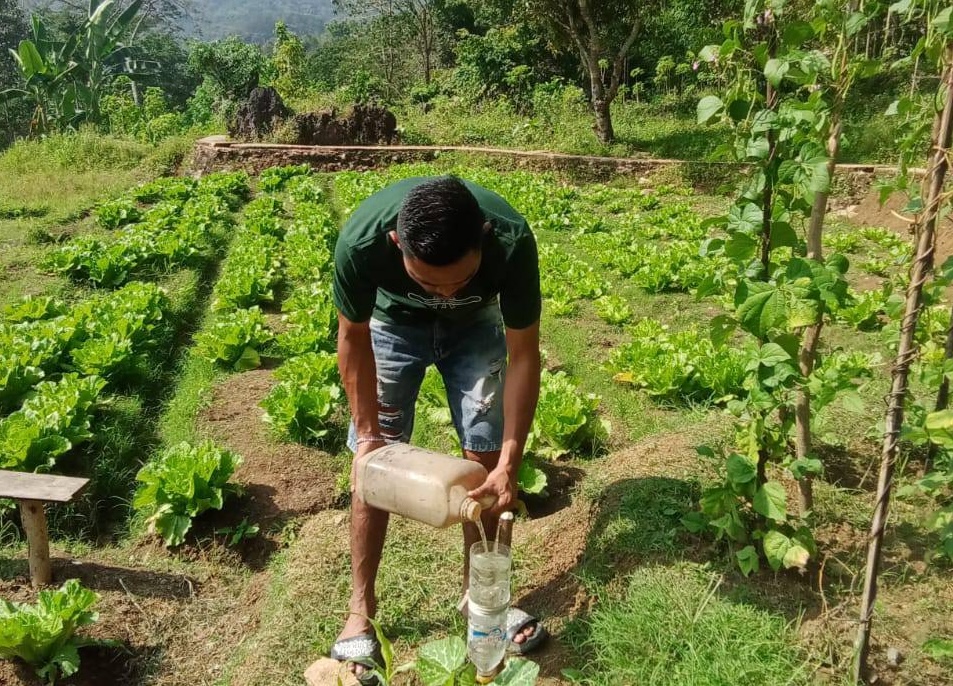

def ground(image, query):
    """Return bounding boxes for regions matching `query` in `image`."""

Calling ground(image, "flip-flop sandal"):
[330,633,383,686]
[505,607,549,655]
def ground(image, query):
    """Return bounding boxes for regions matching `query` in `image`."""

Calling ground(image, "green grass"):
[214,513,468,686]
[568,564,813,686]
[0,129,159,312]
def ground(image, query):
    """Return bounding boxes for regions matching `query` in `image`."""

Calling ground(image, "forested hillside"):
[179,0,334,41]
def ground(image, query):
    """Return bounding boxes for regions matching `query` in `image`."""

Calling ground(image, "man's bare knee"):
[463,449,500,470]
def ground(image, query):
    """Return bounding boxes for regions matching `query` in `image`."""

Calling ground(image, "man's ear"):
[389,230,401,247]
[482,221,492,234]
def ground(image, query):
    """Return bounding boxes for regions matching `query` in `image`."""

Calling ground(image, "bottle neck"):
[460,497,482,523]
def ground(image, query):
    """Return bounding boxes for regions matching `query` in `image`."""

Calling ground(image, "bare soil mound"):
[196,369,342,565]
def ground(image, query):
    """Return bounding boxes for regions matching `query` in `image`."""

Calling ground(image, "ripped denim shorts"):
[347,304,507,453]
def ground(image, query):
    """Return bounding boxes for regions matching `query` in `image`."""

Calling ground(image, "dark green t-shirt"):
[333,177,541,329]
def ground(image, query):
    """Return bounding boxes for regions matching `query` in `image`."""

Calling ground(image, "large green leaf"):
[753,482,787,522]
[737,283,786,337]
[16,41,46,78]
[755,343,792,369]
[697,95,724,124]
[726,453,757,485]
[517,460,548,495]
[932,6,952,33]
[736,545,760,576]
[415,636,466,686]
[493,659,540,686]
[762,529,791,571]
[726,203,762,234]
[764,58,789,87]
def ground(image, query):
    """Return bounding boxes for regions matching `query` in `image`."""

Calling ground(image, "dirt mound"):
[229,87,292,141]
[290,104,398,146]
[196,369,341,565]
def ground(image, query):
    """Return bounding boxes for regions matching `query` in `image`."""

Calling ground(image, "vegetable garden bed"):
[1,160,951,686]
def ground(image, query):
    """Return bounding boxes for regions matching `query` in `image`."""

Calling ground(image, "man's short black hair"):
[396,176,485,266]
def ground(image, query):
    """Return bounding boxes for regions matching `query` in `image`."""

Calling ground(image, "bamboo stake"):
[854,57,953,684]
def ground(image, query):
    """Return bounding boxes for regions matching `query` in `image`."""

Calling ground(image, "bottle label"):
[468,626,505,643]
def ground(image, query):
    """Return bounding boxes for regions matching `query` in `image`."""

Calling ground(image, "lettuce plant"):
[0,579,100,684]
[94,197,142,230]
[526,370,608,461]
[261,352,343,444]
[196,307,272,371]
[134,440,243,547]
[0,374,105,472]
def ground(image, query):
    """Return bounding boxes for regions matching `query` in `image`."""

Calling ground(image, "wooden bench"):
[0,470,89,588]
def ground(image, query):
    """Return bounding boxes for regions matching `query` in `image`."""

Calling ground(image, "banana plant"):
[3,17,81,133]
[1,0,150,133]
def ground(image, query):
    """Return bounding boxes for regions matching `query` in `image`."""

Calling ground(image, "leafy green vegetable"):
[594,295,632,326]
[94,197,142,230]
[134,440,243,547]
[609,319,751,403]
[0,374,105,471]
[0,579,100,684]
[527,370,608,460]
[261,352,343,444]
[196,307,272,371]
[3,296,67,324]
[258,163,312,193]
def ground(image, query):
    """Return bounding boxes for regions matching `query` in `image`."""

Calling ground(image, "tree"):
[0,0,29,143]
[187,36,268,103]
[271,21,309,101]
[3,0,149,134]
[524,0,657,143]
[333,0,412,98]
[398,0,438,84]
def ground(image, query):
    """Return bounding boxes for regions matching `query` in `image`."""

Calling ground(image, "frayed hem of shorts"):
[461,443,502,453]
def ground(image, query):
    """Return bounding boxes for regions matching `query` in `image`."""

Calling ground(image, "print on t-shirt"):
[408,293,484,309]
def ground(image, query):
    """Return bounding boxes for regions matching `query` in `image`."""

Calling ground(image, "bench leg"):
[19,499,51,588]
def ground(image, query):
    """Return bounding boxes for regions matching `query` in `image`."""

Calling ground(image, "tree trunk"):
[855,56,953,684]
[593,96,614,143]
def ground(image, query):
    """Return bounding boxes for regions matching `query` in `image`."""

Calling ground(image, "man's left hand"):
[468,465,517,515]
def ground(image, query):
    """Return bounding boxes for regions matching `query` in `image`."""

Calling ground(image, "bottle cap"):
[461,497,482,522]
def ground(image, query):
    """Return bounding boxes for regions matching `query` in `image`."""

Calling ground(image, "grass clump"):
[0,128,149,174]
[571,564,812,686]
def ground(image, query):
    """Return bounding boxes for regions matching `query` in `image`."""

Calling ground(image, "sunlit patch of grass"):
[568,564,813,686]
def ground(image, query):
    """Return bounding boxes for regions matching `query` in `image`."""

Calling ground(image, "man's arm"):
[469,320,541,513]
[498,321,541,478]
[337,313,386,471]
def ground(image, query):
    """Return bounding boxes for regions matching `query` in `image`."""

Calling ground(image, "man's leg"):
[335,320,429,673]
[339,495,389,641]
[437,312,538,646]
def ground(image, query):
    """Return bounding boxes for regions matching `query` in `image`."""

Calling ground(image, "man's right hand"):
[351,438,387,498]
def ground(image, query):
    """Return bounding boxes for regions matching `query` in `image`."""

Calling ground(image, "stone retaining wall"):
[191,135,910,190]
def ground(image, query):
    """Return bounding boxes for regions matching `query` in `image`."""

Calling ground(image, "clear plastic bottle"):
[469,542,511,608]
[467,601,507,681]
[353,444,496,527]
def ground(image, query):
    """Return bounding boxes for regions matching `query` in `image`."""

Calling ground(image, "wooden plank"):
[0,471,89,503]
